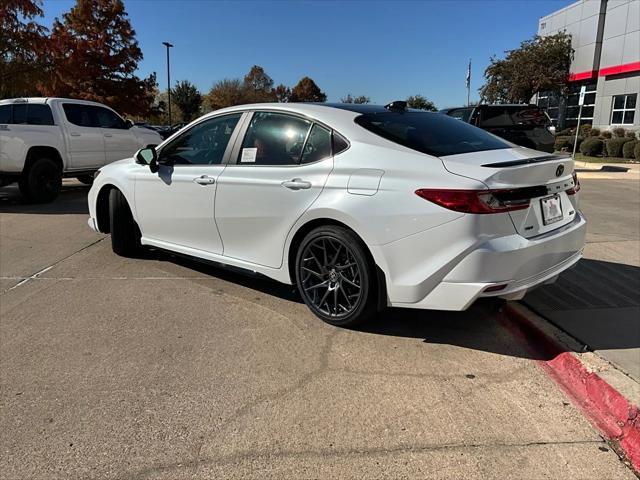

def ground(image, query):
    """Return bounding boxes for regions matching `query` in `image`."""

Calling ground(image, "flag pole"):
[466,59,471,106]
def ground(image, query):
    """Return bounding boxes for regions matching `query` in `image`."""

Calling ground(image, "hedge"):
[623,140,638,159]
[554,135,582,151]
[605,137,634,157]
[635,142,640,162]
[580,137,604,156]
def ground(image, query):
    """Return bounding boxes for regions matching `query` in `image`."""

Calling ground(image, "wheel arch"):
[24,146,64,173]
[95,184,116,233]
[286,216,388,311]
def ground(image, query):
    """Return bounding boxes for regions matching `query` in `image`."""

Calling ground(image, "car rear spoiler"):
[481,155,567,168]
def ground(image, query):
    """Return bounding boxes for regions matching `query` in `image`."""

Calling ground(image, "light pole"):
[162,41,174,126]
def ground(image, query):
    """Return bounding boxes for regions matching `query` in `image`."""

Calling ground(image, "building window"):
[611,94,636,125]
[537,91,561,125]
[565,82,597,127]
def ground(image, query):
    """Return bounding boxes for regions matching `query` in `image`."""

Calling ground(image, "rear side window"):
[355,111,510,157]
[301,124,332,164]
[0,105,10,123]
[63,104,97,127]
[26,104,54,125]
[12,104,27,124]
[479,107,550,127]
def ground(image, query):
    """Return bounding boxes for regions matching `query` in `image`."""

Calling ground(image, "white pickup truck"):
[0,97,162,202]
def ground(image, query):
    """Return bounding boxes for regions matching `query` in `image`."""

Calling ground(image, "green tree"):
[0,0,49,98]
[341,94,370,104]
[480,32,573,103]
[406,94,437,111]
[172,80,202,122]
[42,0,156,116]
[290,76,327,102]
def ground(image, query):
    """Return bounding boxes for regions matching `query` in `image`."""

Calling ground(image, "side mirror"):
[135,147,159,172]
[126,119,134,129]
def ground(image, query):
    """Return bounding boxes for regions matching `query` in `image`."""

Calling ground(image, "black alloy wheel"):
[295,225,377,327]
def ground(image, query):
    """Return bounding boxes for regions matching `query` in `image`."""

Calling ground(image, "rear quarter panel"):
[0,124,66,173]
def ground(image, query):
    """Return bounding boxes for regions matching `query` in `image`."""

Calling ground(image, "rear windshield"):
[355,111,510,157]
[478,106,550,127]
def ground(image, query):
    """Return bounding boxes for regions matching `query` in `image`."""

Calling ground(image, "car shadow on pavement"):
[161,252,640,362]
[0,183,90,214]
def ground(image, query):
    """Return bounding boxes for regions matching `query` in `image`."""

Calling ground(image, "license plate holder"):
[540,194,563,225]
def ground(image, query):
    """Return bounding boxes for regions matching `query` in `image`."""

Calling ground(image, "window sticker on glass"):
[241,147,257,163]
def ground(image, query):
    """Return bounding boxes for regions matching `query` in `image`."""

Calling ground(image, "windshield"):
[355,111,510,157]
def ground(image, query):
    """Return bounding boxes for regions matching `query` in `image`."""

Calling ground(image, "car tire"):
[18,158,62,203]
[109,188,141,257]
[295,225,378,327]
[76,175,94,185]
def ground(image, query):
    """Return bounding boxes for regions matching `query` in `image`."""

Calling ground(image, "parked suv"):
[0,98,162,202]
[440,104,555,153]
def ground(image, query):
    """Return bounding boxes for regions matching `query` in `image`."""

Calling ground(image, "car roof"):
[0,97,113,107]
[442,104,537,110]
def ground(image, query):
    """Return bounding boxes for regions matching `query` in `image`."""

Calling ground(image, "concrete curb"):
[500,303,640,474]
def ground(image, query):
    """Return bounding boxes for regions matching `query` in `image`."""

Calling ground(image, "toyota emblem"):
[556,164,565,177]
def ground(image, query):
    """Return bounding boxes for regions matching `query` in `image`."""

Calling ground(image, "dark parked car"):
[440,104,556,153]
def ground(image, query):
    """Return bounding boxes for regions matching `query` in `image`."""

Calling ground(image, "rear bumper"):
[376,211,586,311]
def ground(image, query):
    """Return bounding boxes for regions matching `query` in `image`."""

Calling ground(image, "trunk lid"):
[440,147,578,238]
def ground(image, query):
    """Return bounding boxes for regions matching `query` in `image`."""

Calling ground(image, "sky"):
[41,0,571,108]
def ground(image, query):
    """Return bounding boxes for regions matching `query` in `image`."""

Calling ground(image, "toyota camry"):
[87,102,586,326]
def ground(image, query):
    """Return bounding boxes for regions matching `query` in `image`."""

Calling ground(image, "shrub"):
[625,130,637,139]
[601,130,612,139]
[613,127,626,138]
[579,124,592,137]
[605,137,634,157]
[554,135,582,152]
[557,127,574,136]
[590,127,601,137]
[635,142,640,161]
[580,137,603,156]
[623,140,637,159]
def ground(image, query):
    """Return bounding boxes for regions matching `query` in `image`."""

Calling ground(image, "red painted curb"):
[500,304,640,472]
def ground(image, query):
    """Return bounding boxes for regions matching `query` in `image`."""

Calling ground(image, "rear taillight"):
[567,172,580,195]
[415,189,530,214]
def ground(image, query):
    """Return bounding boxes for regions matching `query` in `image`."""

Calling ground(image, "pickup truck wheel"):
[18,158,62,203]
[109,189,141,257]
[76,175,94,185]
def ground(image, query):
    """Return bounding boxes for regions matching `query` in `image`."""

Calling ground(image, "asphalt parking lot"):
[1,179,637,479]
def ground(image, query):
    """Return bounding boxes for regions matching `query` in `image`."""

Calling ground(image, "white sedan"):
[87,102,586,326]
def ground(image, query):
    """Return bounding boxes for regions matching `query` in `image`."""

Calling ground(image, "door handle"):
[69,132,81,136]
[104,133,113,137]
[193,175,216,185]
[281,178,312,190]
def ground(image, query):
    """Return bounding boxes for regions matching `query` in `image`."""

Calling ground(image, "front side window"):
[355,111,510,157]
[238,112,312,165]
[611,94,637,125]
[93,106,127,129]
[63,104,96,127]
[159,113,242,165]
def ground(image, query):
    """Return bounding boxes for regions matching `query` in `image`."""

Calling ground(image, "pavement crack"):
[3,237,106,293]
[133,438,607,478]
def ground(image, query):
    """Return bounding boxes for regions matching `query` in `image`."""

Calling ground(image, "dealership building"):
[536,0,639,130]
